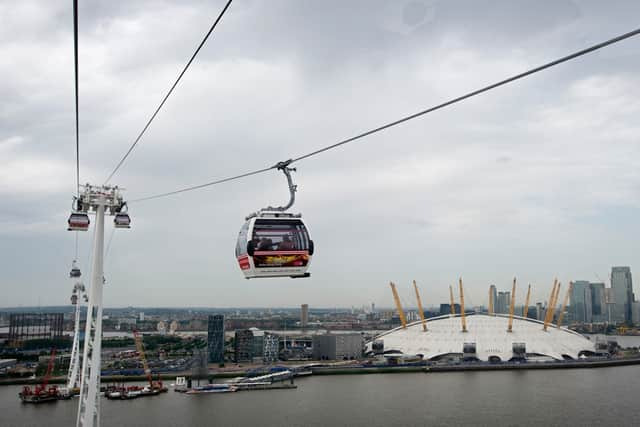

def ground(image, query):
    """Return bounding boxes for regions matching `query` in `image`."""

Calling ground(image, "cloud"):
[1,0,640,307]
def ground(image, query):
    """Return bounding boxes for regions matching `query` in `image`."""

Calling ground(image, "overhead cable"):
[73,0,80,197]
[130,27,640,203]
[73,0,80,261]
[104,0,234,184]
[290,27,640,163]
[129,166,273,202]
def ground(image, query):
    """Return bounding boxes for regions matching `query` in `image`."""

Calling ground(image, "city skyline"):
[0,264,633,314]
[2,1,640,307]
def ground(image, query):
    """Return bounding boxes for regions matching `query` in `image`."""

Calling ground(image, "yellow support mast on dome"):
[543,279,558,331]
[557,281,573,328]
[413,280,427,332]
[523,284,532,319]
[459,278,468,333]
[389,282,407,329]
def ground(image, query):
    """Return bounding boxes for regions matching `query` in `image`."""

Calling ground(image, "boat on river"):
[19,385,60,404]
[185,384,237,394]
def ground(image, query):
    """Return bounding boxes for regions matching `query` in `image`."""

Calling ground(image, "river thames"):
[2,365,640,427]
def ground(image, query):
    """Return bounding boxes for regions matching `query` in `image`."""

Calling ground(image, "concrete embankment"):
[0,370,247,386]
[311,357,640,375]
[4,357,640,386]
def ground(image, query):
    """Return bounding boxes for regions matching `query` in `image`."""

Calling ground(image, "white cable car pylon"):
[66,260,88,393]
[74,184,130,427]
[236,161,314,279]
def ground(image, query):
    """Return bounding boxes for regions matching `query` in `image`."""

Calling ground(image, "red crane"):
[19,348,60,403]
[133,330,165,392]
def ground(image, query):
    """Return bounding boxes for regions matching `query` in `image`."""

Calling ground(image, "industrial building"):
[8,313,64,346]
[368,313,596,361]
[207,315,225,363]
[312,333,363,360]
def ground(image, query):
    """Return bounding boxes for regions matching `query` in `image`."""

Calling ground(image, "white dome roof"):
[369,313,595,361]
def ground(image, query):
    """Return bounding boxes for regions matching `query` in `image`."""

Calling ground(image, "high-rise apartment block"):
[234,328,280,363]
[489,285,497,314]
[207,314,225,363]
[301,304,309,328]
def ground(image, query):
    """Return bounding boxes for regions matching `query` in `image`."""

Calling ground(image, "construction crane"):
[19,348,59,403]
[459,278,467,333]
[449,285,456,315]
[507,277,517,332]
[556,281,573,327]
[543,279,558,331]
[523,284,532,319]
[389,282,407,329]
[133,330,162,391]
[413,280,427,332]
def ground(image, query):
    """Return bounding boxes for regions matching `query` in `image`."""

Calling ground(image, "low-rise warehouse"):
[313,333,363,360]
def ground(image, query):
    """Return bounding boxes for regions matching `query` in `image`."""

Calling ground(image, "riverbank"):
[0,370,245,386]
[310,356,640,375]
[4,356,640,386]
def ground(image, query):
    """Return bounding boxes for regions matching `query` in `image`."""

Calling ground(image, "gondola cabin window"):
[252,220,310,252]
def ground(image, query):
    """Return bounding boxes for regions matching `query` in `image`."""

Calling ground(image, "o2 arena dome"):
[367,313,596,361]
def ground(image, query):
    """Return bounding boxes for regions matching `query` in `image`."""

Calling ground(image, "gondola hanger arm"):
[263,160,297,212]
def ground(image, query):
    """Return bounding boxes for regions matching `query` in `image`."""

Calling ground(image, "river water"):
[2,365,640,427]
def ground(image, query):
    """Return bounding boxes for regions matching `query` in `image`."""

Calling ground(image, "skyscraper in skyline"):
[611,266,634,324]
[496,291,510,314]
[207,314,225,364]
[589,282,606,323]
[571,281,590,323]
[489,285,497,314]
[571,281,611,324]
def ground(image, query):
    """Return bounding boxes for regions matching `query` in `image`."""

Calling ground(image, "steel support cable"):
[104,0,234,184]
[73,0,80,261]
[73,0,80,196]
[129,166,273,203]
[129,27,640,203]
[290,27,640,164]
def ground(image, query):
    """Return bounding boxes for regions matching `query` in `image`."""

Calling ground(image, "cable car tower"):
[70,184,130,427]
[66,260,88,393]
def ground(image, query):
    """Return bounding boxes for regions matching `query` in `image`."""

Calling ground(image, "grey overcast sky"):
[1,0,639,308]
